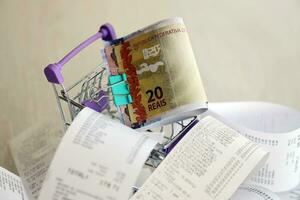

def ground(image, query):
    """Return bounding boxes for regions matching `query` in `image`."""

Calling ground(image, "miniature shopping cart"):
[44,23,198,169]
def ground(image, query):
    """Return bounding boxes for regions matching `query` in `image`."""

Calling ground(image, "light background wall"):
[0,0,299,136]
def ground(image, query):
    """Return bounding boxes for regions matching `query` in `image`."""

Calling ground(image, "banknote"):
[104,18,207,129]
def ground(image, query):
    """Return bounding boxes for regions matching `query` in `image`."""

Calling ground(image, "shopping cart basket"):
[44,23,198,169]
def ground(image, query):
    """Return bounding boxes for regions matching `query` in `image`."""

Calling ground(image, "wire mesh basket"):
[44,23,197,170]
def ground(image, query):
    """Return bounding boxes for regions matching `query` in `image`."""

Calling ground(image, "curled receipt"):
[208,102,300,192]
[9,122,63,199]
[131,116,268,200]
[0,167,28,200]
[38,108,157,200]
[230,184,280,200]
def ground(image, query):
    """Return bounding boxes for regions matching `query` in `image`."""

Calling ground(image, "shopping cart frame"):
[44,23,198,169]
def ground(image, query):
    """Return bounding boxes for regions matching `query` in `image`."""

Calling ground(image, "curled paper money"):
[104,17,207,129]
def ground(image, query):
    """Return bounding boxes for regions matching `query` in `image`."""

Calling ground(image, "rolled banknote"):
[104,17,207,129]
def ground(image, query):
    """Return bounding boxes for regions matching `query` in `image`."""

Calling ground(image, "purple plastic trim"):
[99,23,117,41]
[44,23,116,84]
[81,90,109,113]
[163,119,199,154]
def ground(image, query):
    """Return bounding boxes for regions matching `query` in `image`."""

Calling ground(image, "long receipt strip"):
[9,122,63,200]
[208,102,300,193]
[0,167,28,200]
[245,127,300,192]
[230,184,280,200]
[38,108,157,200]
[131,116,268,200]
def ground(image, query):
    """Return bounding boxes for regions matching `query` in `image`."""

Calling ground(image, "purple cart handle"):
[44,23,116,84]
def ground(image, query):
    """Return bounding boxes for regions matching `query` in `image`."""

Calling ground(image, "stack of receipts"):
[1,101,300,200]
